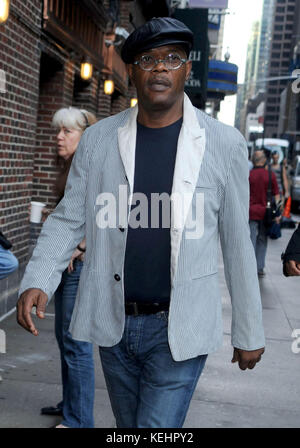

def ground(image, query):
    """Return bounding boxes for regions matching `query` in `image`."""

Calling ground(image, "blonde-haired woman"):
[40,108,97,428]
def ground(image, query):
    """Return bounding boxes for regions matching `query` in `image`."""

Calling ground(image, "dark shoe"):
[41,406,63,416]
[258,269,266,277]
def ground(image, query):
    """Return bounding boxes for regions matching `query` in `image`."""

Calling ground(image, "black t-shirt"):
[124,117,183,304]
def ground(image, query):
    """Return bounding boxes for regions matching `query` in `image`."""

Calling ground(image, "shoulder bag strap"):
[266,164,272,205]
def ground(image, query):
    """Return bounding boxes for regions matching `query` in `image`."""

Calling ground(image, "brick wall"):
[0,0,42,315]
[119,0,132,30]
[73,75,98,116]
[0,0,42,264]
[111,89,129,115]
[98,78,113,120]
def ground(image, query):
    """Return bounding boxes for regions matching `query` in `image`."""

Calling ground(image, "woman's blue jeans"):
[249,219,268,271]
[54,259,95,428]
[99,311,208,428]
[0,245,18,280]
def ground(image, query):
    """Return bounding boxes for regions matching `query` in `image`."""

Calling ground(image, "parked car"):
[290,155,300,212]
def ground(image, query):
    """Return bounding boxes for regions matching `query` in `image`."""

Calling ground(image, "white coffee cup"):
[30,201,46,223]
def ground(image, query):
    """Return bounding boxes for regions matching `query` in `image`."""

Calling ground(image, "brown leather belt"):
[125,301,169,316]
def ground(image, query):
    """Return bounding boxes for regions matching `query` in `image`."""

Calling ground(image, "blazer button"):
[114,274,121,281]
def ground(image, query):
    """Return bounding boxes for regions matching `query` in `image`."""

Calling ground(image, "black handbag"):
[267,222,282,239]
[0,231,13,250]
[264,165,280,229]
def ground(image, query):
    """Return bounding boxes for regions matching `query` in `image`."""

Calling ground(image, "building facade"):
[278,0,300,148]
[264,0,297,138]
[235,0,299,144]
[254,0,275,94]
[235,20,261,135]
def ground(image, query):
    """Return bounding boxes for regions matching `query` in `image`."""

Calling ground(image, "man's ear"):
[185,60,192,81]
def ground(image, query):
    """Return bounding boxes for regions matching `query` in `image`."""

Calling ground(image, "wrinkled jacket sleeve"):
[219,136,265,350]
[18,131,90,303]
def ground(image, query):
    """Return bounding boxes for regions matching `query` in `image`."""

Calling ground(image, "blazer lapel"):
[170,93,206,284]
[117,105,138,197]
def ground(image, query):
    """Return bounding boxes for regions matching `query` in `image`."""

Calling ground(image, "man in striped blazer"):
[17,18,265,428]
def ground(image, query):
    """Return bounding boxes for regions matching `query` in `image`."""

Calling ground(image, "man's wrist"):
[77,244,86,253]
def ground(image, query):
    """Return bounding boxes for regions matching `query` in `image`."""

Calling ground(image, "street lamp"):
[130,98,138,107]
[104,79,114,95]
[0,0,10,24]
[80,59,93,81]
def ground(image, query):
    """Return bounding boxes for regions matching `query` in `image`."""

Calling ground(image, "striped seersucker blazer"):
[19,94,265,361]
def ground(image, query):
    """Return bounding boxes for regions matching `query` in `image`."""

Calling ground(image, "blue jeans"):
[99,311,208,428]
[249,220,268,271]
[54,259,95,428]
[0,245,18,280]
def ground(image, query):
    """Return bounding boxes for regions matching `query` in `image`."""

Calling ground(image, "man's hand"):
[284,260,300,276]
[16,288,48,336]
[232,347,265,370]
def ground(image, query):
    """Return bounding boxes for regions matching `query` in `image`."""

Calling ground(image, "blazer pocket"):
[195,184,217,190]
[192,270,218,280]
[192,183,220,218]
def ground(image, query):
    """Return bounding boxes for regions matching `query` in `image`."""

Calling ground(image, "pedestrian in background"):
[249,150,280,277]
[39,107,97,428]
[271,150,289,200]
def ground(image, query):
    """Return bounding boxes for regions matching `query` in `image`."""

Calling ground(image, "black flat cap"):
[121,17,194,64]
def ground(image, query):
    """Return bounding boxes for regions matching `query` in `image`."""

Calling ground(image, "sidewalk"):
[0,226,300,428]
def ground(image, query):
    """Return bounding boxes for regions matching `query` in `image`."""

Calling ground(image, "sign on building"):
[189,0,228,8]
[174,8,209,108]
[208,8,222,30]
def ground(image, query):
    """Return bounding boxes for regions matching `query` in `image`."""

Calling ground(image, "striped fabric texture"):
[19,94,265,361]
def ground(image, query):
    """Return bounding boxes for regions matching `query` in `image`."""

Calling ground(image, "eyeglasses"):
[133,53,187,71]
